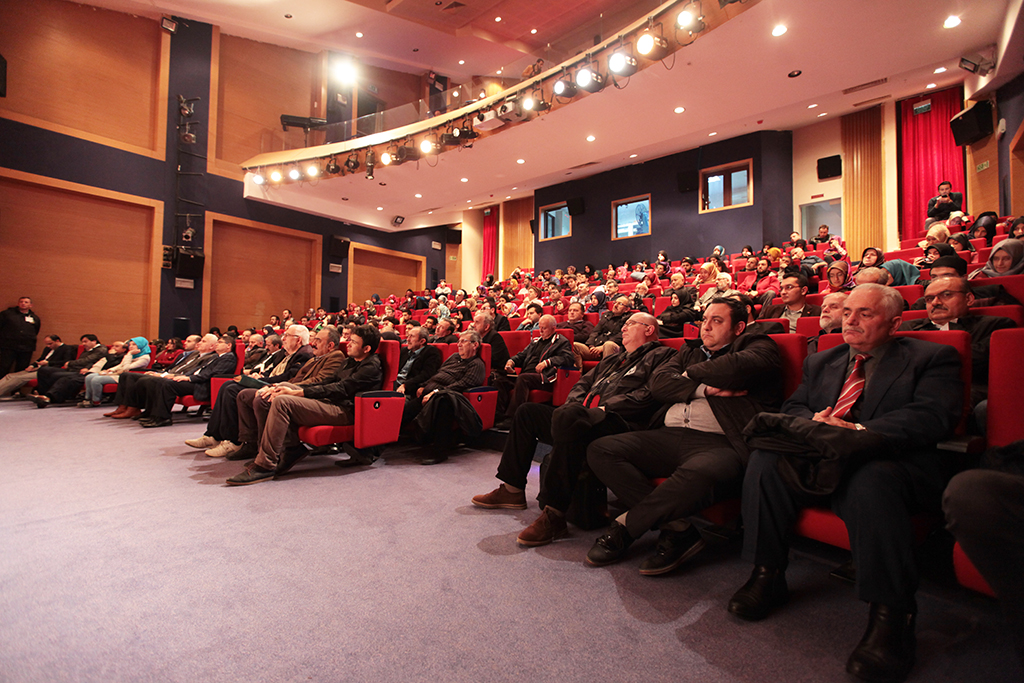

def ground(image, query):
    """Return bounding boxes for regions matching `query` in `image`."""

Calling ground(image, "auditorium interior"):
[2,0,1024,681]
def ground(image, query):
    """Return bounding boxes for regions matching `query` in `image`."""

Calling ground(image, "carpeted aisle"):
[1,404,1021,682]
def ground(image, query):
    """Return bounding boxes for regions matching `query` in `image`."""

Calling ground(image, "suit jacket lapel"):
[859,341,909,419]
[823,352,849,408]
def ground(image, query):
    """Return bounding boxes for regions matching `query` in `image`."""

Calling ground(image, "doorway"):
[800,198,842,239]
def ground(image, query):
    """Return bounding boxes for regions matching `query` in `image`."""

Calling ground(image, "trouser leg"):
[944,469,1024,662]
[490,372,515,416]
[495,402,554,491]
[113,372,138,406]
[236,388,262,443]
[506,372,547,418]
[0,348,17,377]
[255,395,351,470]
[149,381,195,420]
[47,373,85,403]
[0,369,36,396]
[741,449,802,570]
[207,382,243,441]
[35,366,62,394]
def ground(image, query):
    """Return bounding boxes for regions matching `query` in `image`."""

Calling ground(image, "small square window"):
[700,159,753,213]
[539,203,571,241]
[612,194,651,240]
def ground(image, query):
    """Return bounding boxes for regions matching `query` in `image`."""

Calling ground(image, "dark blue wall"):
[997,71,1024,217]
[532,131,793,272]
[0,17,448,338]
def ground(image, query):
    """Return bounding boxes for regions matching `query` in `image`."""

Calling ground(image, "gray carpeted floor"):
[2,403,1021,682]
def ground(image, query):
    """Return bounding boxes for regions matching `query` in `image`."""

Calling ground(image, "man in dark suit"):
[480,298,511,332]
[493,314,576,427]
[0,335,77,399]
[758,273,822,333]
[431,318,459,344]
[395,326,443,396]
[136,334,238,427]
[727,283,962,683]
[473,311,509,378]
[29,334,108,406]
[586,298,784,573]
[105,335,202,418]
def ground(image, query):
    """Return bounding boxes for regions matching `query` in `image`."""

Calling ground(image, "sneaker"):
[517,507,567,547]
[586,521,634,567]
[226,462,275,486]
[206,441,242,458]
[185,435,218,449]
[638,527,707,576]
[472,484,527,510]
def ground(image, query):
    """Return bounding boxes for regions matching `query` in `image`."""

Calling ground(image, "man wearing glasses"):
[758,273,821,332]
[900,276,1014,415]
[471,312,675,547]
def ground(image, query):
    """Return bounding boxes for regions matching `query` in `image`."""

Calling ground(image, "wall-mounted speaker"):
[446,228,462,244]
[566,197,585,216]
[677,170,699,193]
[529,218,537,234]
[173,246,205,279]
[0,54,6,98]
[950,100,994,147]
[329,236,350,259]
[817,155,842,180]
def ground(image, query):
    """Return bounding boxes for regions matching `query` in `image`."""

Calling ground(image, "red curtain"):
[899,87,966,240]
[482,207,498,282]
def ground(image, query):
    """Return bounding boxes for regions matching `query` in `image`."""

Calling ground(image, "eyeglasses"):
[923,290,967,305]
[621,320,651,329]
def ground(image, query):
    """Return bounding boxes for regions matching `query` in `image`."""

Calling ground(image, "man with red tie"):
[727,283,963,683]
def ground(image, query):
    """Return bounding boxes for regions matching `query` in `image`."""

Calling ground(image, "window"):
[700,159,753,213]
[539,203,571,241]
[611,194,651,240]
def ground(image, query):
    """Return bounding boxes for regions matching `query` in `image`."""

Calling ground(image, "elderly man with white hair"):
[695,272,740,313]
[493,314,575,429]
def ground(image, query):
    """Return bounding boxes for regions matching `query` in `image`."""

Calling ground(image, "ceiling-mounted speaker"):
[446,228,462,244]
[817,155,842,180]
[566,197,585,216]
[677,170,699,193]
[329,236,350,259]
[950,100,994,146]
[529,218,537,234]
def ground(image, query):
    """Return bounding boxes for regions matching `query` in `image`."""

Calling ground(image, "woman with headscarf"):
[971,213,999,246]
[857,247,886,269]
[820,260,855,294]
[914,242,956,269]
[1009,217,1024,240]
[917,223,950,250]
[693,260,720,287]
[948,233,976,255]
[80,337,151,407]
[656,291,697,337]
[586,290,607,314]
[970,238,1024,279]
[880,259,921,286]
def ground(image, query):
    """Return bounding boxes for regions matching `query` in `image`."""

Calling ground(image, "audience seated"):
[0,334,76,400]
[556,301,594,347]
[493,315,575,429]
[242,334,267,369]
[758,273,821,332]
[29,334,109,407]
[807,291,849,354]
[105,335,202,419]
[431,318,459,344]
[969,238,1024,279]
[574,295,631,363]
[152,337,184,370]
[80,337,151,408]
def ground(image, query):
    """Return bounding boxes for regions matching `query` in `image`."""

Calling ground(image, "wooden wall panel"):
[1012,119,1024,216]
[0,0,166,155]
[965,100,1000,216]
[500,197,534,278]
[348,245,424,307]
[213,35,320,172]
[841,107,885,260]
[206,216,320,332]
[445,243,462,292]
[0,176,157,356]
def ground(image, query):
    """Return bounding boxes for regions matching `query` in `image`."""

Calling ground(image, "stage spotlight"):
[575,66,604,93]
[677,6,705,35]
[458,120,479,139]
[553,77,578,98]
[270,170,283,183]
[306,164,319,178]
[288,166,301,181]
[365,149,375,180]
[420,137,439,154]
[608,51,638,77]
[344,154,360,172]
[637,31,669,60]
[522,91,551,112]
[440,127,462,146]
[252,171,265,185]
[325,157,341,175]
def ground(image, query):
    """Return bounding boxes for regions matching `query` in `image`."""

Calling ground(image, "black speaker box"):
[950,100,994,147]
[817,155,842,180]
[529,218,537,234]
[172,317,191,340]
[174,247,205,279]
[329,236,350,259]
[566,197,585,216]
[677,170,699,193]
[446,228,462,244]
[0,54,6,98]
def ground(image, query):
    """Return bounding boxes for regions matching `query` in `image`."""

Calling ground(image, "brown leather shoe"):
[111,407,142,420]
[517,507,567,547]
[472,484,527,509]
[104,405,128,418]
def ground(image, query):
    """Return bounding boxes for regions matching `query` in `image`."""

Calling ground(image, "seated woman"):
[918,223,950,250]
[656,292,696,337]
[586,291,607,314]
[693,261,720,288]
[1009,217,1024,240]
[971,213,998,246]
[819,260,855,295]
[151,337,183,371]
[969,238,1024,279]
[913,242,956,269]
[855,247,885,269]
[81,337,151,407]
[948,232,976,255]
[880,259,921,286]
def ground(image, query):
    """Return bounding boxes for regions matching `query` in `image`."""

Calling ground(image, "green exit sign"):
[976,160,990,172]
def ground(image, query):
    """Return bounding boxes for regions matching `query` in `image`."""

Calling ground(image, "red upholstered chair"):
[176,340,246,415]
[892,285,924,307]
[987,327,1024,447]
[805,293,826,307]
[757,317,788,332]
[527,367,581,407]
[795,315,821,338]
[653,296,672,316]
[297,339,404,452]
[497,331,532,361]
[430,342,455,361]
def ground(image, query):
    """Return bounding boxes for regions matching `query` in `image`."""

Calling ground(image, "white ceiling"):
[85,0,1018,233]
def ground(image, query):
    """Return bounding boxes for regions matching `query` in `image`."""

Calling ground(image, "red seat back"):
[768,333,807,400]
[795,315,822,338]
[988,328,1024,447]
[376,339,401,389]
[498,331,532,359]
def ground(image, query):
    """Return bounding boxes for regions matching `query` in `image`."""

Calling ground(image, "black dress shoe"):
[225,442,258,461]
[727,565,789,621]
[276,445,310,475]
[141,417,173,428]
[586,521,634,566]
[639,527,707,576]
[419,453,448,466]
[846,603,916,683]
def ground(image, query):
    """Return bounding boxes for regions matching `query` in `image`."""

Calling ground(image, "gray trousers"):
[587,427,741,537]
[0,369,37,396]
[237,388,352,469]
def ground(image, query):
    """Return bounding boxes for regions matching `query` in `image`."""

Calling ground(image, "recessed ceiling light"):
[531,29,537,34]
[458,60,465,65]
[674,106,685,114]
[428,211,433,214]
[934,67,947,74]
[414,193,422,198]
[708,132,717,137]
[943,15,961,29]
[466,200,471,203]
[355,32,363,38]
[497,69,502,74]
[817,112,827,117]
[629,154,638,158]
[772,25,787,37]
[495,16,501,22]
[376,206,383,211]
[808,104,818,109]
[516,158,525,164]
[586,135,596,142]
[506,196,511,199]
[512,187,517,190]
[926,83,937,89]
[460,177,468,182]
[788,70,802,78]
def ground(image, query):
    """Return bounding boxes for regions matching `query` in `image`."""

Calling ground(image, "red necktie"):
[833,353,869,419]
